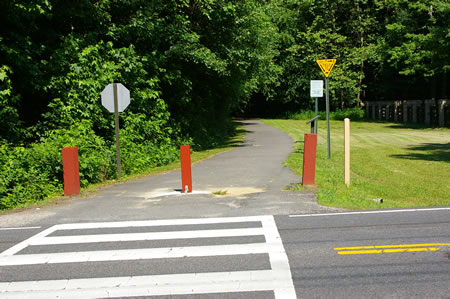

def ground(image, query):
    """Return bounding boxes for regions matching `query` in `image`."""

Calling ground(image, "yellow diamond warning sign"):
[316,59,336,77]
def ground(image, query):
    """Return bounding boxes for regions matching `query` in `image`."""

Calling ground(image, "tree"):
[384,0,449,99]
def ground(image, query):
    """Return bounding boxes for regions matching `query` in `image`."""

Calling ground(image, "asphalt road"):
[0,120,449,298]
[1,208,449,298]
[278,208,450,298]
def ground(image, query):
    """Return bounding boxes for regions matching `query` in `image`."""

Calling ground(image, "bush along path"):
[0,120,340,227]
[0,122,244,212]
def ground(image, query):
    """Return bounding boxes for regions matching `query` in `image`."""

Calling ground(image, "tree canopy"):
[0,0,449,209]
[1,0,449,142]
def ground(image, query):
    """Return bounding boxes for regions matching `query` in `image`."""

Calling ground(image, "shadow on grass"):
[348,119,443,130]
[390,142,450,163]
[293,140,305,154]
[386,122,437,130]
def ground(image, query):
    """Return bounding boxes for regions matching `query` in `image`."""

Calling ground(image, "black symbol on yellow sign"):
[316,59,336,77]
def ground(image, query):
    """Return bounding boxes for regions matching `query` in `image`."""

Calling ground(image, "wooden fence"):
[364,99,449,127]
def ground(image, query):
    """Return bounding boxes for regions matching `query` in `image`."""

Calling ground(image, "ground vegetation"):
[1,0,448,209]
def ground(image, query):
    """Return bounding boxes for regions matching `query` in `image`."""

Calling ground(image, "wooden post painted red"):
[180,145,192,193]
[62,147,80,196]
[302,133,317,185]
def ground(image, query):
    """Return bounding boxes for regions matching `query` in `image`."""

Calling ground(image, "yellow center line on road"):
[383,247,440,253]
[334,243,449,255]
[338,250,382,255]
[337,247,441,255]
[334,243,450,251]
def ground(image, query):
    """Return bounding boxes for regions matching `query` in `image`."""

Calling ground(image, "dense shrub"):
[120,110,183,175]
[330,107,365,120]
[0,66,22,142]
[0,115,187,210]
[285,110,317,120]
[286,108,365,121]
[0,143,60,209]
[0,121,115,209]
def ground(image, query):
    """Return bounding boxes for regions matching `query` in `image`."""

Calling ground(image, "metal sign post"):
[310,80,323,134]
[325,78,331,159]
[113,83,122,179]
[315,97,318,134]
[316,59,336,159]
[101,83,130,179]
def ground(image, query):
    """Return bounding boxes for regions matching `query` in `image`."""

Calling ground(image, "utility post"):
[316,59,336,159]
[101,83,130,180]
[310,80,323,134]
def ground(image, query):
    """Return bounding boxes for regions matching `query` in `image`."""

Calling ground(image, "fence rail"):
[364,99,449,127]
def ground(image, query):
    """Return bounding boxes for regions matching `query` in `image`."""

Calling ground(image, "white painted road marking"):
[0,243,280,266]
[289,207,450,218]
[1,270,290,299]
[0,215,296,299]
[1,226,58,256]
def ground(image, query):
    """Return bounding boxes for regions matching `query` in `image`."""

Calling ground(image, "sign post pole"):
[315,59,336,159]
[101,82,130,180]
[314,97,318,134]
[310,80,323,135]
[325,77,331,159]
[113,83,122,179]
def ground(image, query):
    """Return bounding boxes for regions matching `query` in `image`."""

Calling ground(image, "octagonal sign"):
[101,83,130,113]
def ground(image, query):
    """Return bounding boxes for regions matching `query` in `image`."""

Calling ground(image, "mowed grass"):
[262,119,450,210]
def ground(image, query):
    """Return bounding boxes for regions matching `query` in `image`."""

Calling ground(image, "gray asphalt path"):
[0,119,339,227]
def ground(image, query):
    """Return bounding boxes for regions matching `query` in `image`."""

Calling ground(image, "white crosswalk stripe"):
[0,215,296,298]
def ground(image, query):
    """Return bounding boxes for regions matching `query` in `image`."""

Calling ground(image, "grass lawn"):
[262,119,450,210]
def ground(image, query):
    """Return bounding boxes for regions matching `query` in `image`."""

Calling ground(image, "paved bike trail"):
[1,120,340,227]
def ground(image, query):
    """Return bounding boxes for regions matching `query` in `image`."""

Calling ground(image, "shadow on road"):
[212,121,254,149]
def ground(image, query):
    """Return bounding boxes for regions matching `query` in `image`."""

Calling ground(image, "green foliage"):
[330,108,366,121]
[0,143,58,210]
[120,110,182,175]
[285,110,317,121]
[0,121,114,209]
[1,0,449,209]
[40,40,157,136]
[39,121,114,185]
[257,0,385,110]
[385,0,450,77]
[0,65,22,142]
[286,108,365,121]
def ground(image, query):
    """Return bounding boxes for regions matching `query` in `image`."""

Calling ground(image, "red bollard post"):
[302,133,317,185]
[180,145,192,193]
[62,147,80,196]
